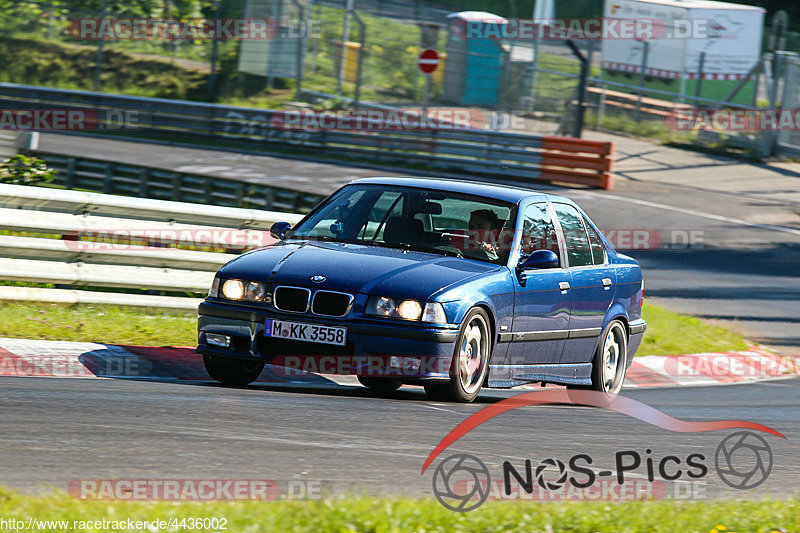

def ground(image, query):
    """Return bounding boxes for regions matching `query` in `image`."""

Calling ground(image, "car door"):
[506,202,572,367]
[552,203,616,364]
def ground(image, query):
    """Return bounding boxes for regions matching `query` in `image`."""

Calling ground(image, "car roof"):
[349,176,559,204]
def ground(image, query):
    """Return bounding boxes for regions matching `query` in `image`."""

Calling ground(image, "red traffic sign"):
[417,49,440,74]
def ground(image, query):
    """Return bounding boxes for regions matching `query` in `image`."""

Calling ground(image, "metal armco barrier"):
[33,152,326,214]
[0,184,304,309]
[0,82,615,189]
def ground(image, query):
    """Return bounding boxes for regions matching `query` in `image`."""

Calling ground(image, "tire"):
[203,355,264,387]
[357,376,402,394]
[424,307,492,403]
[572,319,627,396]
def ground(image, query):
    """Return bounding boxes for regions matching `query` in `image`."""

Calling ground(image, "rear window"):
[584,217,606,265]
[553,203,592,268]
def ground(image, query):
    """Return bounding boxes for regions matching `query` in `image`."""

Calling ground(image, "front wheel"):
[425,307,491,403]
[203,355,264,387]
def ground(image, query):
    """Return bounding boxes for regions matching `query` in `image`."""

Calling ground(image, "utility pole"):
[94,0,107,92]
[566,40,588,138]
[336,0,354,96]
[207,0,221,101]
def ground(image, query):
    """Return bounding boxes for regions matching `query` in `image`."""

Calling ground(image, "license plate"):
[264,319,347,346]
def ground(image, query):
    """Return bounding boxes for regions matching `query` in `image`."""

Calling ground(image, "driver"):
[468,209,504,260]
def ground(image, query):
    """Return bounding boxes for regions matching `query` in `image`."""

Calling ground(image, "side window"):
[584,217,606,265]
[520,203,560,260]
[553,203,592,267]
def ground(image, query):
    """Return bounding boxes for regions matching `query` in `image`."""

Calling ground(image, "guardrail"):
[1,82,615,189]
[33,152,326,214]
[0,184,304,310]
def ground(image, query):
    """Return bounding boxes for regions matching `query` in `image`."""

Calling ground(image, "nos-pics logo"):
[431,431,774,512]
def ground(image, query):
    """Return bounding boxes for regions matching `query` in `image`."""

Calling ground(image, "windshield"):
[289,184,517,265]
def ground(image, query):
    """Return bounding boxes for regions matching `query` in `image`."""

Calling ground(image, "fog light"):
[206,333,231,348]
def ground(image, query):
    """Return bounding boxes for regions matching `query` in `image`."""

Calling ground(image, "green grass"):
[0,302,197,346]
[586,109,690,143]
[0,36,208,99]
[0,301,749,356]
[640,302,749,356]
[0,490,797,532]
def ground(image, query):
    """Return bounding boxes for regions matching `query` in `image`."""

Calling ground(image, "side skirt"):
[487,363,593,388]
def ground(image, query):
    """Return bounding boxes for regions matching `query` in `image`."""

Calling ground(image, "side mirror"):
[517,249,559,270]
[270,221,292,240]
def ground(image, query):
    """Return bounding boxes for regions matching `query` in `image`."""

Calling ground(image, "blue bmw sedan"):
[197,177,646,402]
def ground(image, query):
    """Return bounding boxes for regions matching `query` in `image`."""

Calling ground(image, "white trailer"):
[601,0,765,100]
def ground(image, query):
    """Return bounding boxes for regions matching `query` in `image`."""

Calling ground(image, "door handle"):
[559,281,571,291]
[602,278,612,288]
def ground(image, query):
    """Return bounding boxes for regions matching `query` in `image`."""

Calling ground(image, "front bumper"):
[197,301,458,380]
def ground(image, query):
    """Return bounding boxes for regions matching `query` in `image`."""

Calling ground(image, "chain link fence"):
[0,0,232,99]
[2,0,800,156]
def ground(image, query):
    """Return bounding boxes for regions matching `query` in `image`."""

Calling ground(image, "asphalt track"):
[1,375,798,499]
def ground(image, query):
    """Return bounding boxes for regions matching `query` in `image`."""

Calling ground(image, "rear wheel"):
[357,376,402,394]
[203,355,264,386]
[425,307,491,403]
[568,320,628,396]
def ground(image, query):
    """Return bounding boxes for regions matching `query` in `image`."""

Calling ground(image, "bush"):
[0,154,55,186]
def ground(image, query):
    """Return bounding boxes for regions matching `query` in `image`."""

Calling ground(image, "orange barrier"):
[539,136,615,189]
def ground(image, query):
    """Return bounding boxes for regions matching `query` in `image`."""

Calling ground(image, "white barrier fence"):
[0,184,304,310]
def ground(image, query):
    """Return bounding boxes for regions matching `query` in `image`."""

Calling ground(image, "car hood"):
[218,241,501,301]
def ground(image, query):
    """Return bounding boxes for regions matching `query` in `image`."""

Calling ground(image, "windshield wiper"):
[376,241,464,259]
[287,236,463,259]
[286,235,345,244]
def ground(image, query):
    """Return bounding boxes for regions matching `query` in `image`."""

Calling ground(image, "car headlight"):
[243,281,267,302]
[221,279,245,300]
[366,296,447,323]
[218,279,268,303]
[374,296,395,317]
[397,299,422,320]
